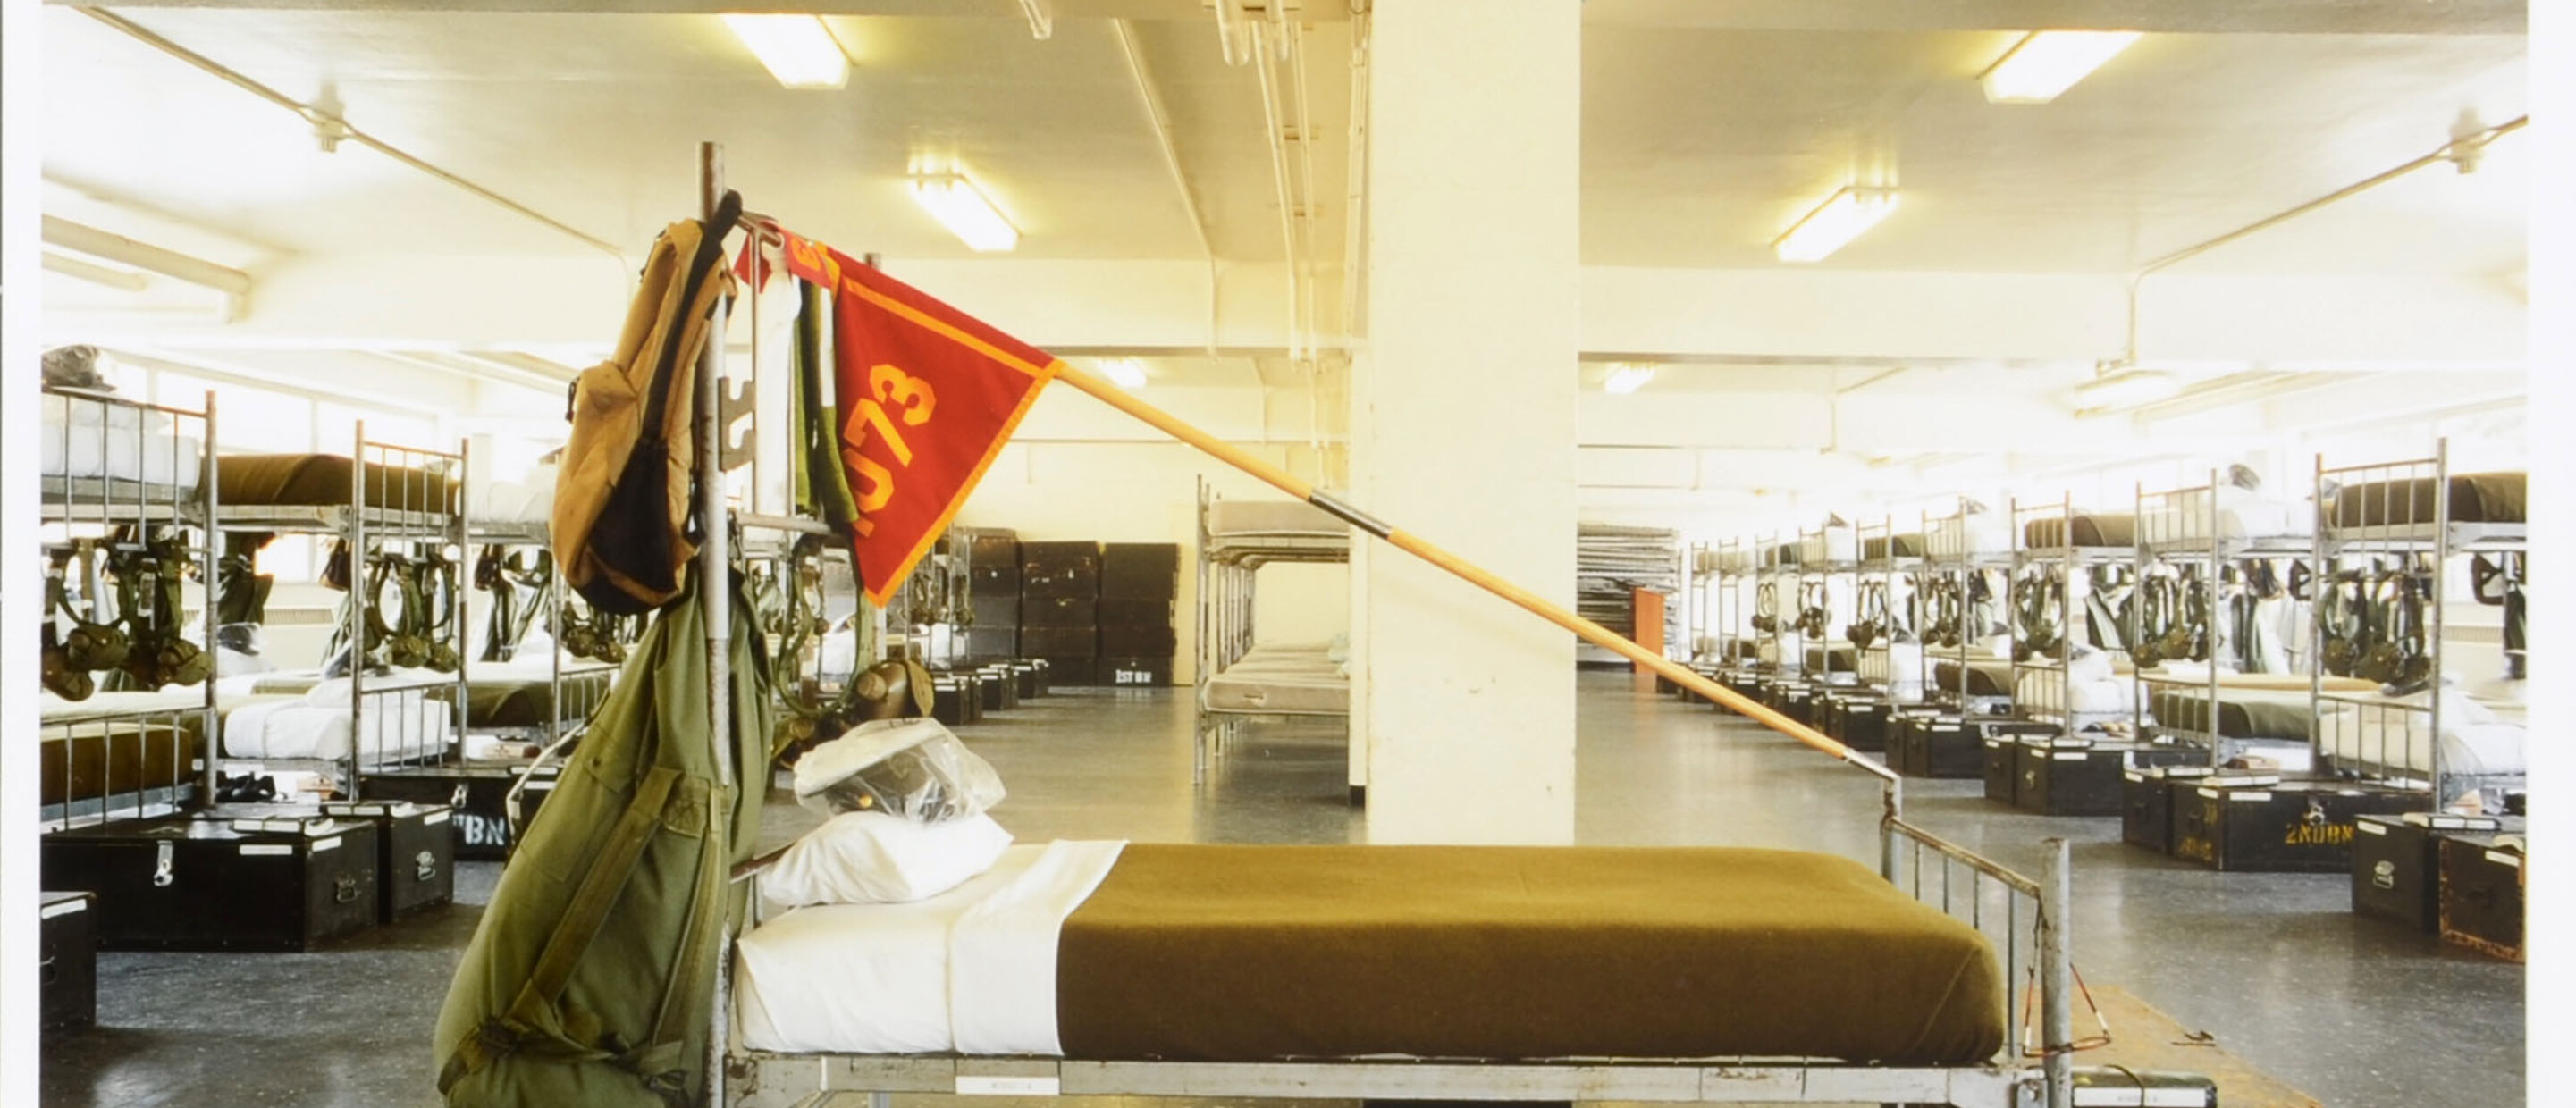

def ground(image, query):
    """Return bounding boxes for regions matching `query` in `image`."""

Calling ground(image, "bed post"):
[1877,776,1901,883]
[698,138,739,1108]
[2038,836,2073,1108]
[349,420,369,802]
[200,391,221,810]
[454,437,473,768]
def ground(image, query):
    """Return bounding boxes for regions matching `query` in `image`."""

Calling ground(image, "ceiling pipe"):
[1108,18,1220,354]
[1249,21,1304,363]
[79,8,626,262]
[1284,19,1321,355]
[2118,113,2529,365]
[42,215,251,320]
[1340,11,1369,345]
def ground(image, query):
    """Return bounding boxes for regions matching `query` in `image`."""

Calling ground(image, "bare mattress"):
[743,844,2005,1066]
[1202,645,1348,714]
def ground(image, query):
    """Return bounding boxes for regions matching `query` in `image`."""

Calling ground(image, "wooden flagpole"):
[1050,363,1895,779]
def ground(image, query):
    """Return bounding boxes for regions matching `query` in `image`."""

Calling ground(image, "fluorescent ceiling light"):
[1980,30,2142,105]
[1773,187,1898,264]
[1097,358,1148,389]
[910,173,1020,252]
[722,14,850,90]
[1603,364,1658,395]
[2074,368,2180,410]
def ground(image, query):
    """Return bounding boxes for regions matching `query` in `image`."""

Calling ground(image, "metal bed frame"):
[1191,479,1353,784]
[2007,496,2137,740]
[214,425,470,802]
[2311,441,2526,807]
[1922,502,2011,717]
[1754,531,1797,676]
[720,769,2091,1108]
[460,498,631,751]
[38,386,220,828]
[1794,523,1860,687]
[2130,472,2316,768]
[1854,516,1926,701]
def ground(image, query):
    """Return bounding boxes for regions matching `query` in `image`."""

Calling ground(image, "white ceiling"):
[35,2,2531,492]
[43,6,2523,273]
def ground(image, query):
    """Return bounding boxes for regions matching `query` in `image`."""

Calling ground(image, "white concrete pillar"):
[1356,0,1582,844]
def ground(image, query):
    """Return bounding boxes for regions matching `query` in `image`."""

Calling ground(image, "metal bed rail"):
[2134,477,2219,764]
[38,701,209,831]
[39,386,216,529]
[2312,692,2522,807]
[38,386,223,811]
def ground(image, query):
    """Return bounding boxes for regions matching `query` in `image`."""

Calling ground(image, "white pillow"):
[761,811,1014,909]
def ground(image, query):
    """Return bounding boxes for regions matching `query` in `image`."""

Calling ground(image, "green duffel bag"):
[435,569,773,1107]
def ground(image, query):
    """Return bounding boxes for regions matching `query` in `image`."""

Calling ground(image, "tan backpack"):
[553,192,740,614]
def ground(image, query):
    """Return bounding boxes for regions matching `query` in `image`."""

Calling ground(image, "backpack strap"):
[437,763,685,1095]
[636,189,745,447]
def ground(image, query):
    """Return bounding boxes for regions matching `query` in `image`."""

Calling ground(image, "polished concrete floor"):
[43,674,2521,1107]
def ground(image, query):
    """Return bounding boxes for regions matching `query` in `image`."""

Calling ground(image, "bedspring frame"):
[719,769,2137,1108]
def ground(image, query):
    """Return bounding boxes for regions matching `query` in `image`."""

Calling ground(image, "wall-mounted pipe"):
[2121,114,2528,363]
[1109,18,1221,352]
[1250,21,1304,362]
[80,8,625,262]
[1340,12,1370,343]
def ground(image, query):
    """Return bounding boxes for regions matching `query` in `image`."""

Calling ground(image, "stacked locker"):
[1099,543,1180,685]
[961,528,1021,665]
[1023,541,1102,684]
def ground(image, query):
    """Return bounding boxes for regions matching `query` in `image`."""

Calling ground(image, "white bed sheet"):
[2319,692,2527,776]
[2138,488,2309,545]
[1797,526,1858,565]
[38,689,212,725]
[2013,668,2139,716]
[41,398,205,487]
[1859,642,1927,702]
[737,840,1126,1055]
[220,681,455,762]
[1925,516,2010,559]
[469,464,558,524]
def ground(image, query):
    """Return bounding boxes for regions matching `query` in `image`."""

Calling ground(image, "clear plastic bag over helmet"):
[791,718,1005,824]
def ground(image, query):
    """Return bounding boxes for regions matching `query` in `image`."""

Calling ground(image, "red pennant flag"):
[772,229,1058,604]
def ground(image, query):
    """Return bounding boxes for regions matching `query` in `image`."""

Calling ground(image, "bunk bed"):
[1853,518,1926,703]
[2130,472,2319,768]
[2310,445,2528,806]
[1193,483,1352,783]
[462,469,619,754]
[1921,502,2012,715]
[38,386,219,830]
[211,429,473,830]
[2007,498,2140,739]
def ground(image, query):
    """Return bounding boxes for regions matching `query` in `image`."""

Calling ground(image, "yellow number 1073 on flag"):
[841,364,939,535]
